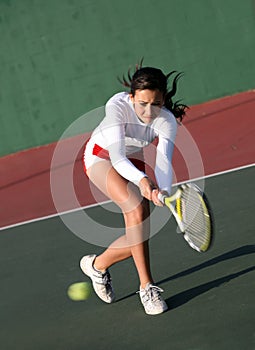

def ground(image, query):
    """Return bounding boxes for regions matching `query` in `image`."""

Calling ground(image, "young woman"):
[80,64,187,315]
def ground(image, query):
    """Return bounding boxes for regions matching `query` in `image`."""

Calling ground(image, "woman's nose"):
[145,104,153,115]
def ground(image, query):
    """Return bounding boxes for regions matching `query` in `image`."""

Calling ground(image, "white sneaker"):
[80,254,115,303]
[138,283,168,315]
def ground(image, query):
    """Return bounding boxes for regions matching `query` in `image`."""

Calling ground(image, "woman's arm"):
[154,116,177,195]
[103,103,147,186]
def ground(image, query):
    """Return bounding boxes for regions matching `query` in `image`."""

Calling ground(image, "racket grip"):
[158,192,166,204]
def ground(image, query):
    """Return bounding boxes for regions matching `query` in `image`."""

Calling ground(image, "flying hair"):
[118,59,188,122]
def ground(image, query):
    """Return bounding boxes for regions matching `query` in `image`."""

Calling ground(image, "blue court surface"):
[0,165,254,350]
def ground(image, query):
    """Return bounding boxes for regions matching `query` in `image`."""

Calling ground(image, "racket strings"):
[180,188,211,251]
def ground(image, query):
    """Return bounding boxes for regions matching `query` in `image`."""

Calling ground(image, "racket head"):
[176,183,214,252]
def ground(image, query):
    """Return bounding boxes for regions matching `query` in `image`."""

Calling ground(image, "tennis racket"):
[158,183,214,252]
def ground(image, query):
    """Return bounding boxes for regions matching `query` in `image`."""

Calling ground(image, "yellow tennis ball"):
[67,282,92,301]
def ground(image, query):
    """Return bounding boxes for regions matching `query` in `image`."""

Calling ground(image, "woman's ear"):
[129,93,134,103]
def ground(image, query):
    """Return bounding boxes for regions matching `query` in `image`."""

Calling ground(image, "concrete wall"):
[0,0,254,156]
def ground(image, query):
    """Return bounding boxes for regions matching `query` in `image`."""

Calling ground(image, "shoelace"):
[137,285,164,302]
[101,271,113,293]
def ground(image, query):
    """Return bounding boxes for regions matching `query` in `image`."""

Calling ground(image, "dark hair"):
[118,62,188,122]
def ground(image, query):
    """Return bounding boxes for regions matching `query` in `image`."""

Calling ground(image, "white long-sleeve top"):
[84,92,177,194]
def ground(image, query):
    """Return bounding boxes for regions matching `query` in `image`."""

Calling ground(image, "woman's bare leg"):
[87,161,153,288]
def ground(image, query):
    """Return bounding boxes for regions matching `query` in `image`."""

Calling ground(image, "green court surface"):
[0,166,254,350]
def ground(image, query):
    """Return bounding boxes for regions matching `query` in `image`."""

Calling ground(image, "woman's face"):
[130,89,164,124]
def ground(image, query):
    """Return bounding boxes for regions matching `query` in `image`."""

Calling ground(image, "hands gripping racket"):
[158,183,214,252]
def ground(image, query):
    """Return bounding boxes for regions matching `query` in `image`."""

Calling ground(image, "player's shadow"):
[162,244,255,309]
[159,244,255,284]
[117,244,255,304]
[166,265,255,310]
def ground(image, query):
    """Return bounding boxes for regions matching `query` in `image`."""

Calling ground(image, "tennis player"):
[80,64,187,315]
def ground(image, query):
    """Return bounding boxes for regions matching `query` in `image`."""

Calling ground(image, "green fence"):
[0,0,254,156]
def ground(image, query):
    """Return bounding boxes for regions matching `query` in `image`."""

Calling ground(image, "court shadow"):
[166,265,255,310]
[158,244,255,285]
[116,245,255,303]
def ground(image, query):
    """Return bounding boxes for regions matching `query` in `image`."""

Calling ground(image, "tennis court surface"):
[0,165,254,350]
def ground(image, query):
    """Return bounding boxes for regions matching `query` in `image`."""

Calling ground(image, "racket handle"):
[158,192,166,204]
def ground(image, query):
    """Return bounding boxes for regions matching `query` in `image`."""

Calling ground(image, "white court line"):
[0,162,254,232]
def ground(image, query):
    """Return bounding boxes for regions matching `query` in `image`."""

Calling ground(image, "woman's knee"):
[124,199,150,224]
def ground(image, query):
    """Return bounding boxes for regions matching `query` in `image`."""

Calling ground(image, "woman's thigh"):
[86,160,146,214]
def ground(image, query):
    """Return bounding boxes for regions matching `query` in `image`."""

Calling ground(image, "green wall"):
[0,0,255,156]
